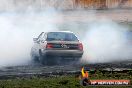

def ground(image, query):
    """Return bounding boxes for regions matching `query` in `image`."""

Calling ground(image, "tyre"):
[39,50,47,65]
[31,53,39,63]
[39,55,47,65]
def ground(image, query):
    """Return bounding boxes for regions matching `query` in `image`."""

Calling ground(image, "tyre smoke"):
[0,9,60,67]
[0,9,131,66]
[81,19,132,63]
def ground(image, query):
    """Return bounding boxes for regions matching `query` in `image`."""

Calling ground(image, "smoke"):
[0,9,60,67]
[81,19,132,64]
[0,8,131,66]
[57,10,132,64]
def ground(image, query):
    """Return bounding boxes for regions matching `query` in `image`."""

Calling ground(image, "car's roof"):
[45,31,74,34]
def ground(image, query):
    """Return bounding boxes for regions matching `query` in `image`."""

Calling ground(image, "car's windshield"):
[47,32,78,41]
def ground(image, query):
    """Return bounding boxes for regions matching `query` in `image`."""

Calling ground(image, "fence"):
[75,0,132,9]
[0,0,132,11]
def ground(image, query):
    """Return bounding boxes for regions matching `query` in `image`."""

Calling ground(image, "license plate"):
[61,44,69,49]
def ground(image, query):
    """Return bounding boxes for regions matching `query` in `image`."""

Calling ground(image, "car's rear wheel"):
[39,49,57,65]
[39,55,47,65]
[39,50,47,65]
[31,54,39,63]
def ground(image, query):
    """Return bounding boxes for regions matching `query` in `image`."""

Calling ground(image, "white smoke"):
[0,9,60,67]
[0,8,131,66]
[81,19,132,63]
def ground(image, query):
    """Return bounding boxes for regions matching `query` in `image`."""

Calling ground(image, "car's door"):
[34,32,44,56]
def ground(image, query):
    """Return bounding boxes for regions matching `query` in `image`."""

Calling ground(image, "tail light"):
[46,43,53,49]
[79,43,83,50]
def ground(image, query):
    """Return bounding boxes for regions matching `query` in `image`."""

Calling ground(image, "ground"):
[0,69,131,88]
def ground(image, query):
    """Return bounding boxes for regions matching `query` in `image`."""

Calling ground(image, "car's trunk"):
[46,41,82,50]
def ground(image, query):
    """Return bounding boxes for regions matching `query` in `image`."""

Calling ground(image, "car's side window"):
[43,33,47,41]
[37,32,44,42]
[39,33,47,43]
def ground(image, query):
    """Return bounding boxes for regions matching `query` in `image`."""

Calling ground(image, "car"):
[30,31,83,65]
